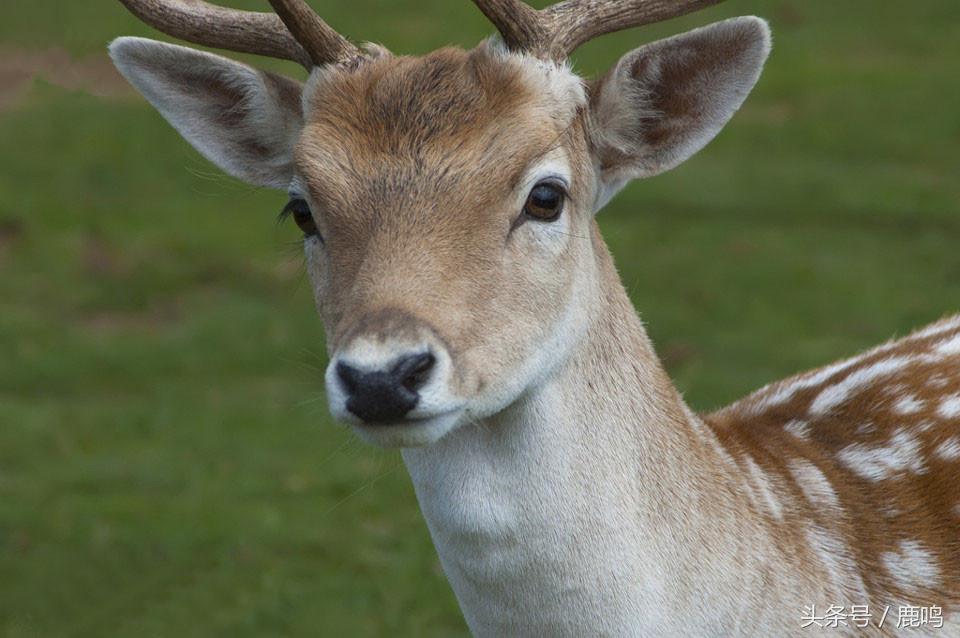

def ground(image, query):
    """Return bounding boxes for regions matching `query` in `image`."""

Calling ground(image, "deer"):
[107,0,960,635]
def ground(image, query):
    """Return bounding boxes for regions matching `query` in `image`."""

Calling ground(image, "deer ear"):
[109,37,303,189]
[589,16,771,207]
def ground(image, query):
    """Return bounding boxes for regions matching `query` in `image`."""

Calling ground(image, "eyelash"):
[279,197,322,241]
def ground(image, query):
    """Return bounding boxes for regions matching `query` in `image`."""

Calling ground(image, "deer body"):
[107,0,959,634]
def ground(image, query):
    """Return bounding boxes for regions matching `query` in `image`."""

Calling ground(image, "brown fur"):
[708,318,960,612]
[295,45,590,397]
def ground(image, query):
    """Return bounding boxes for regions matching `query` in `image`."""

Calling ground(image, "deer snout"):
[335,351,436,423]
[324,318,466,446]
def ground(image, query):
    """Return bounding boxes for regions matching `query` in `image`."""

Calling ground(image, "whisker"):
[321,456,401,516]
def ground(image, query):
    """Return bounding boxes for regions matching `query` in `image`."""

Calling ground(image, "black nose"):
[336,352,436,423]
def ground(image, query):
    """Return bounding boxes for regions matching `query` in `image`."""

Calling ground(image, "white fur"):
[935,437,960,462]
[784,419,811,440]
[880,504,902,519]
[788,459,873,603]
[789,459,840,510]
[809,356,912,416]
[740,330,922,415]
[836,428,927,482]
[402,350,805,636]
[324,334,466,448]
[937,395,960,419]
[484,38,586,124]
[458,244,594,426]
[881,540,941,593]
[911,315,960,340]
[748,356,865,413]
[893,394,924,415]
[934,332,960,356]
[516,153,576,255]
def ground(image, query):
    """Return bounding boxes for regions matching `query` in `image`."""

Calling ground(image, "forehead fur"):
[295,41,585,203]
[303,40,584,143]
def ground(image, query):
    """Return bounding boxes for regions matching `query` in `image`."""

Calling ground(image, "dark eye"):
[280,198,320,240]
[523,182,565,221]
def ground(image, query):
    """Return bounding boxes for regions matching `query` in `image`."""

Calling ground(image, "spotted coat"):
[705,315,960,625]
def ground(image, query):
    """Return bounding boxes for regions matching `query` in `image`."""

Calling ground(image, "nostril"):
[393,352,436,392]
[336,361,361,394]
[333,352,435,424]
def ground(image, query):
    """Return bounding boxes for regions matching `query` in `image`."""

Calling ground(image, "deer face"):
[293,46,595,445]
[111,16,770,446]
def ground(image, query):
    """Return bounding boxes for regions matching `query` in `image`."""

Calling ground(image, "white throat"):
[400,252,798,636]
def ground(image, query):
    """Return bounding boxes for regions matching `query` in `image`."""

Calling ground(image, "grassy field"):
[2,1,959,635]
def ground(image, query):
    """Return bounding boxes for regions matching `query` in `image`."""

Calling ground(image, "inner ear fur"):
[588,16,771,191]
[110,37,304,189]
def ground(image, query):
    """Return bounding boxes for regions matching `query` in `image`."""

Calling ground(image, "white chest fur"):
[402,370,798,636]
[403,384,658,635]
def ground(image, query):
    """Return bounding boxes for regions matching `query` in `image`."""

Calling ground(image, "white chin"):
[350,410,464,448]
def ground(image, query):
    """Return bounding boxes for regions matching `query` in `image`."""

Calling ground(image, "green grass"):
[2,1,959,635]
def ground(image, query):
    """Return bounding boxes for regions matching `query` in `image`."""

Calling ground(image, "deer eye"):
[279,198,321,240]
[523,181,565,221]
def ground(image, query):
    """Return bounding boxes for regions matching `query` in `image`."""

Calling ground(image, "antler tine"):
[266,0,361,67]
[469,0,548,52]
[471,0,724,60]
[542,0,725,59]
[117,0,360,69]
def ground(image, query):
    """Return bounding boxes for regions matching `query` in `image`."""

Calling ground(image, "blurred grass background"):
[1,0,958,635]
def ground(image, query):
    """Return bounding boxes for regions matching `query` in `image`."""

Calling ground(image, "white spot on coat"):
[881,540,940,592]
[749,357,864,412]
[893,395,924,415]
[810,357,912,416]
[912,315,960,340]
[836,428,926,481]
[789,459,840,510]
[879,504,901,518]
[935,437,960,462]
[784,420,810,440]
[935,332,960,356]
[937,395,960,419]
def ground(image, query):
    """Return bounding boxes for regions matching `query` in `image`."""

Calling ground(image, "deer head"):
[110,0,770,447]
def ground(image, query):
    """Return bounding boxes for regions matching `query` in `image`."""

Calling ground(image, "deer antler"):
[266,0,360,66]
[471,0,725,59]
[469,0,548,53]
[117,0,360,69]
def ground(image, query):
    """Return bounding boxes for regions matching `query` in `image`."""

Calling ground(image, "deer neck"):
[401,228,772,635]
